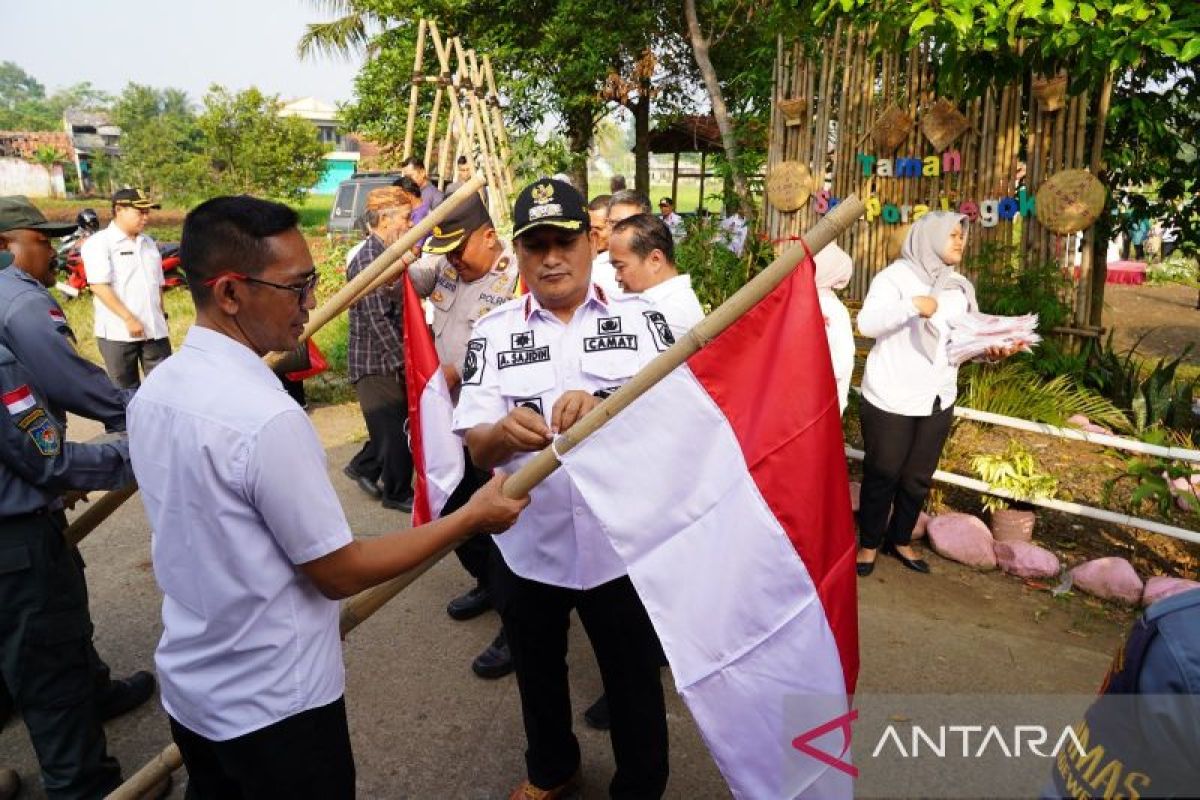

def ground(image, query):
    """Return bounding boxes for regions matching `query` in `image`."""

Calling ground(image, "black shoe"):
[471,631,513,679]
[98,671,155,721]
[447,585,492,621]
[583,694,610,731]
[883,543,930,574]
[381,494,414,513]
[856,547,877,577]
[342,465,382,500]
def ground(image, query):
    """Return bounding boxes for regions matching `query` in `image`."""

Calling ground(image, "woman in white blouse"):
[855,212,1016,576]
[814,243,855,415]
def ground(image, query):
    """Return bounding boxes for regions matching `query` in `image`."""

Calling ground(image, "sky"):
[7,0,363,106]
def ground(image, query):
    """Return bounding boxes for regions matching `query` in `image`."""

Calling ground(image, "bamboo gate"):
[400,18,515,225]
[765,23,1114,330]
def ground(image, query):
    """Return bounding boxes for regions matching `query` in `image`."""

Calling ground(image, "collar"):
[106,221,143,245]
[523,281,609,322]
[182,326,284,390]
[643,273,689,301]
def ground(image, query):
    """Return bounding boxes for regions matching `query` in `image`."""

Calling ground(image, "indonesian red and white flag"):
[558,254,859,798]
[402,273,464,525]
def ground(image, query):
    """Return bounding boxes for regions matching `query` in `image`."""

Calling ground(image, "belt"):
[0,506,54,526]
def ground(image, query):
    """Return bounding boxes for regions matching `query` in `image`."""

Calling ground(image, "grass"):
[585,177,728,213]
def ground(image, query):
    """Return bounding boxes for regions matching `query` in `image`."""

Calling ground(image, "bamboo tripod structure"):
[105,192,865,798]
[399,18,515,225]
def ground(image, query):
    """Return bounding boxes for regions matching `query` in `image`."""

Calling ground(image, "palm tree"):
[296,0,388,60]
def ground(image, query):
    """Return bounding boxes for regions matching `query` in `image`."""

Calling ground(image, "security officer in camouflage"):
[1047,588,1200,798]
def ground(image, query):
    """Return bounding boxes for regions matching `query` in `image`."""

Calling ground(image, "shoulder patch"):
[27,414,60,456]
[48,308,67,325]
[643,310,676,351]
[461,338,487,386]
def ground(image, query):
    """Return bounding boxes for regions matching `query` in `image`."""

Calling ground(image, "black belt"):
[0,506,54,526]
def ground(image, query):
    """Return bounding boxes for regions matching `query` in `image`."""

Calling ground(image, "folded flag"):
[402,273,464,525]
[559,255,859,798]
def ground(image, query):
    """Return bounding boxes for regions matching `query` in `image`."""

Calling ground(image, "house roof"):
[279,97,340,122]
[0,131,76,161]
[647,115,723,154]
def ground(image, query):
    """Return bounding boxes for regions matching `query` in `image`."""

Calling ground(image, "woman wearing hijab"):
[855,212,1016,576]
[814,243,855,415]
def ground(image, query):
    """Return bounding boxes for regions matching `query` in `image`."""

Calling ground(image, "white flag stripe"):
[560,363,849,799]
[419,369,464,518]
[4,394,35,415]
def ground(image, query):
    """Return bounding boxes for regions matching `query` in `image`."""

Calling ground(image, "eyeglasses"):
[204,270,319,305]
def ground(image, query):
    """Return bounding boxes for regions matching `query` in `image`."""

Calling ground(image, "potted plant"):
[971,443,1060,542]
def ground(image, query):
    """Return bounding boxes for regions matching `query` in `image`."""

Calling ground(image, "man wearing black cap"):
[0,196,158,797]
[455,178,671,799]
[80,188,171,389]
[409,192,520,678]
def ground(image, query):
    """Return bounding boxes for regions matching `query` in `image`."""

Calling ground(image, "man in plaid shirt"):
[343,187,416,512]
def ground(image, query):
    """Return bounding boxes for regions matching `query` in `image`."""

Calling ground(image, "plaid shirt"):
[346,235,404,382]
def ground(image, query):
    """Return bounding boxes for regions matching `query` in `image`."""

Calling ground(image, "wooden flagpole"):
[106,195,865,798]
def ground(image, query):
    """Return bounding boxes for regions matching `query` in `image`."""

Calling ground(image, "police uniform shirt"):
[0,266,129,431]
[128,326,353,740]
[642,274,704,339]
[0,344,133,516]
[409,245,520,374]
[80,221,168,342]
[453,284,676,589]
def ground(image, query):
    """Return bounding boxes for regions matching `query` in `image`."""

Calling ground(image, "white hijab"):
[901,212,977,361]
[814,243,853,294]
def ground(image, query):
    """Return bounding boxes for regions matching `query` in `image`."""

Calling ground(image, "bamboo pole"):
[453,38,504,222]
[64,483,139,547]
[1084,72,1115,327]
[424,81,444,176]
[481,55,515,194]
[264,176,487,370]
[466,48,507,200]
[105,192,868,798]
[402,19,428,162]
[106,744,183,800]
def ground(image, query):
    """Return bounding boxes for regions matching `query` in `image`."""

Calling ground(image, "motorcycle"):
[55,208,186,298]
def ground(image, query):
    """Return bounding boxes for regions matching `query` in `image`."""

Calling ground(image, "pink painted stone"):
[926,513,997,569]
[1142,576,1200,606]
[849,481,861,512]
[1065,414,1111,435]
[1066,414,1090,428]
[993,540,1060,579]
[1070,557,1144,605]
[911,511,931,540]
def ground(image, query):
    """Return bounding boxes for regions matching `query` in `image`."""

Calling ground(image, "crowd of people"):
[0,171,1049,800]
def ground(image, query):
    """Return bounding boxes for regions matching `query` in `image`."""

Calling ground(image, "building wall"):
[0,158,65,197]
[313,158,358,195]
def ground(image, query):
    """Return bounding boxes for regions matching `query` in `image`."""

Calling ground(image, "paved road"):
[0,405,1129,798]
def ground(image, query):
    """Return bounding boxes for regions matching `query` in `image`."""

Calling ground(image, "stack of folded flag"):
[946,312,1041,365]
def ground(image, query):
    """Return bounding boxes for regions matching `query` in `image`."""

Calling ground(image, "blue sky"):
[8,0,362,105]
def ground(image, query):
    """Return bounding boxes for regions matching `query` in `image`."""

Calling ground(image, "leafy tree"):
[0,62,110,131]
[196,86,328,201]
[111,84,208,199]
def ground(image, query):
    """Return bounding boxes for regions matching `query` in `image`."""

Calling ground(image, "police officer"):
[0,197,156,728]
[1047,588,1200,798]
[454,178,671,799]
[0,272,138,794]
[409,193,520,678]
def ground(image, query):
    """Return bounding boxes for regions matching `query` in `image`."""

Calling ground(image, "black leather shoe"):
[583,694,610,731]
[883,543,931,574]
[447,585,492,621]
[381,494,414,513]
[342,465,382,500]
[856,547,878,577]
[98,671,155,721]
[471,631,513,679]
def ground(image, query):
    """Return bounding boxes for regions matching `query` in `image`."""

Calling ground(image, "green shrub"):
[961,361,1130,432]
[974,241,1074,331]
[1080,332,1197,435]
[674,215,773,312]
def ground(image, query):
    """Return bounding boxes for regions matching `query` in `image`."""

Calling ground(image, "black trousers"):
[490,552,669,798]
[0,513,120,799]
[169,696,355,800]
[96,337,171,390]
[349,373,414,505]
[441,450,495,588]
[858,397,954,548]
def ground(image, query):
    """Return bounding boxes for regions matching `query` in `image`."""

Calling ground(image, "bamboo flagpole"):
[70,178,489,551]
[401,19,428,162]
[107,195,865,797]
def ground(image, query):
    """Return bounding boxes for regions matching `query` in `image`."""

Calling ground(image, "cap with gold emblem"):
[111,187,161,210]
[423,194,492,255]
[512,177,590,240]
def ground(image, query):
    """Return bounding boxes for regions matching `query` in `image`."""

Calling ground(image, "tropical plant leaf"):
[962,362,1131,432]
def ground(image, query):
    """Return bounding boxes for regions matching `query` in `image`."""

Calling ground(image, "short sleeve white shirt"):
[856,261,970,416]
[591,251,621,297]
[453,286,672,589]
[128,326,353,740]
[642,274,704,338]
[80,222,168,341]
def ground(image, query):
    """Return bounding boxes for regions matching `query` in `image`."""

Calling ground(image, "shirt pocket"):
[498,360,555,419]
[580,348,639,393]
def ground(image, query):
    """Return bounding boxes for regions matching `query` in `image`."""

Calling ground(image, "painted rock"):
[1142,576,1200,607]
[994,540,1060,579]
[1070,557,1143,605]
[927,513,996,570]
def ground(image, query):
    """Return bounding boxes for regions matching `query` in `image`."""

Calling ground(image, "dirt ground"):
[1104,282,1200,367]
[0,403,1131,799]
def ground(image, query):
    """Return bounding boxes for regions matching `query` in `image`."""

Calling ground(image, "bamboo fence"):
[765,28,1113,327]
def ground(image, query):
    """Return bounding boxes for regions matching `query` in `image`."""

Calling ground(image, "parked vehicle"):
[327,171,405,239]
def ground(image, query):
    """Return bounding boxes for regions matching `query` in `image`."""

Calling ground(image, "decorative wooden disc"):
[1035,169,1106,234]
[921,98,970,153]
[766,161,814,212]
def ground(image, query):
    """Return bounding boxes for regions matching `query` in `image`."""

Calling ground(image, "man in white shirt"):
[717,207,748,257]
[128,195,526,799]
[81,188,171,388]
[455,178,670,800]
[587,194,620,296]
[609,213,704,338]
[657,196,686,242]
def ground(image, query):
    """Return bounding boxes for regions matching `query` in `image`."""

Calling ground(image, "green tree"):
[196,86,328,201]
[111,84,208,200]
[0,62,111,131]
